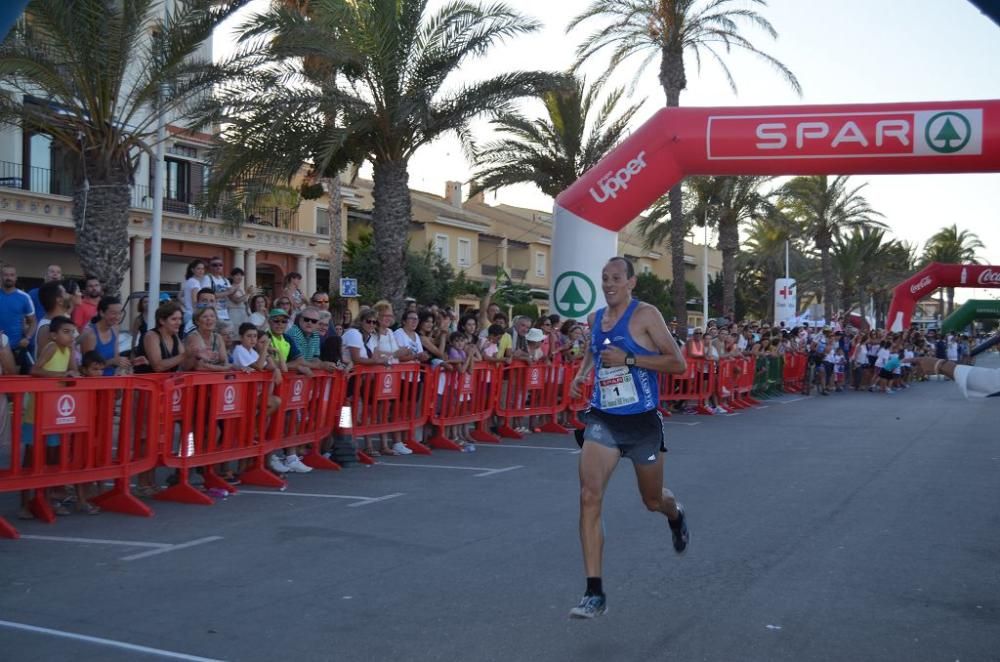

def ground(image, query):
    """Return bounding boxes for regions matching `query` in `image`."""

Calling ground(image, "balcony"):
[0,160,73,197]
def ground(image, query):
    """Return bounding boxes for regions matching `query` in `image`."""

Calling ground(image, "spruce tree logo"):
[553,271,596,318]
[925,112,971,154]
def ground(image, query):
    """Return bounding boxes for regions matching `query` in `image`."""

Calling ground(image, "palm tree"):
[921,224,985,315]
[740,207,807,319]
[568,0,800,336]
[209,0,557,311]
[0,0,248,295]
[470,75,642,198]
[832,227,895,321]
[780,175,885,321]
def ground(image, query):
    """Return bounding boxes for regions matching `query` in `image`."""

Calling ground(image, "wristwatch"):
[624,352,636,367]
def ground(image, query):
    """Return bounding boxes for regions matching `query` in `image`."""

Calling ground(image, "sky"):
[216,0,1000,301]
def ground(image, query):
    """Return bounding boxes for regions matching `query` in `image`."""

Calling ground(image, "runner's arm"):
[600,304,686,374]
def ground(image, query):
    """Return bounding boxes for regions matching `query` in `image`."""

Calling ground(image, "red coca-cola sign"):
[909,276,933,294]
[976,268,1000,286]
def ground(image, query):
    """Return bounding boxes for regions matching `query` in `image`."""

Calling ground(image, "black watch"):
[624,352,636,367]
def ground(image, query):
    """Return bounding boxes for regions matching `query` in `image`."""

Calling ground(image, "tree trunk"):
[819,245,834,322]
[668,185,687,336]
[371,159,411,314]
[324,176,344,293]
[717,216,739,317]
[73,172,131,297]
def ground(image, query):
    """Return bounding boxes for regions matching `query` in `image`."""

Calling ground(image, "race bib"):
[597,366,639,409]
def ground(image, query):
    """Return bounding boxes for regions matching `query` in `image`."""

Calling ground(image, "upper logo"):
[588,151,648,203]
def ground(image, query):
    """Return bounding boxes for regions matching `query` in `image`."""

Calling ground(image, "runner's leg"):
[633,453,680,520]
[579,441,620,578]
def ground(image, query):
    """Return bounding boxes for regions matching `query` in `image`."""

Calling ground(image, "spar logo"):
[910,276,933,294]
[171,389,182,413]
[707,109,983,159]
[383,374,393,391]
[292,379,304,402]
[56,394,76,424]
[589,151,648,203]
[977,269,1000,286]
[222,385,236,413]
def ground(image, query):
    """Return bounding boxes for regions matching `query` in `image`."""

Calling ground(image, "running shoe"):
[569,593,607,619]
[284,454,313,473]
[669,504,689,554]
[392,441,413,455]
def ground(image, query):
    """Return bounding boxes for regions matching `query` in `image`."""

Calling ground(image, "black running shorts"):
[578,407,666,465]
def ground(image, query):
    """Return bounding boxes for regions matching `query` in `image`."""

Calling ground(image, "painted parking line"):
[0,619,223,661]
[376,461,524,478]
[18,534,224,562]
[239,489,404,507]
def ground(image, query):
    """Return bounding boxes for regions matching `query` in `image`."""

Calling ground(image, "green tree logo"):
[926,112,971,154]
[553,271,596,318]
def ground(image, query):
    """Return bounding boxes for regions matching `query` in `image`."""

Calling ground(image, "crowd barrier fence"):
[494,361,570,438]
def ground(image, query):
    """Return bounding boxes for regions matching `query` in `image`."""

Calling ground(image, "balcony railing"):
[1,162,299,231]
[0,160,73,197]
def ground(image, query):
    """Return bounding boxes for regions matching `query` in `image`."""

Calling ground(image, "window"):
[165,158,191,202]
[535,251,546,277]
[434,234,450,261]
[642,264,652,275]
[315,207,330,235]
[457,238,471,268]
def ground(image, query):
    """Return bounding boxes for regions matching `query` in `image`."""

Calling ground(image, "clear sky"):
[217,0,1000,299]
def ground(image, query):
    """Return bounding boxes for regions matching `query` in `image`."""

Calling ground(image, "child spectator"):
[445,331,474,451]
[832,347,846,392]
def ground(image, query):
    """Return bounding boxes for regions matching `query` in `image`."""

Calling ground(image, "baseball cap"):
[269,308,290,319]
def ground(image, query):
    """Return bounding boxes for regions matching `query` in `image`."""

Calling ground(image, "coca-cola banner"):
[887,263,1000,331]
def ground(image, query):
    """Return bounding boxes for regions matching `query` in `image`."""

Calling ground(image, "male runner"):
[567,257,689,619]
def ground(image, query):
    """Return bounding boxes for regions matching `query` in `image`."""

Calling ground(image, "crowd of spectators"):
[1,258,994,518]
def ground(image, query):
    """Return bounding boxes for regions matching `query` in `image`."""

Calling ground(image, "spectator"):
[0,264,36,369]
[181,259,208,323]
[286,306,338,371]
[319,313,349,368]
[499,315,531,361]
[79,296,130,376]
[394,309,429,365]
[310,291,330,314]
[372,301,412,363]
[131,296,149,354]
[282,272,305,312]
[184,288,217,335]
[204,257,233,323]
[28,263,62,322]
[444,330,475,451]
[226,267,249,327]
[460,314,483,361]
[342,308,380,366]
[71,276,102,332]
[184,307,231,372]
[417,310,447,363]
[264,308,314,474]
[248,293,270,329]
[31,280,68,353]
[273,296,294,317]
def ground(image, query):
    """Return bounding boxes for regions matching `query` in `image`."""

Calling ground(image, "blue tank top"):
[589,299,659,414]
[89,323,118,376]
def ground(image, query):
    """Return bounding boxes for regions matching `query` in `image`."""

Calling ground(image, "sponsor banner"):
[37,391,94,435]
[212,382,246,419]
[550,205,617,322]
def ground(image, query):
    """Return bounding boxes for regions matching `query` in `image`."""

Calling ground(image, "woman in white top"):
[393,310,429,364]
[181,259,208,323]
[226,268,249,327]
[372,301,412,363]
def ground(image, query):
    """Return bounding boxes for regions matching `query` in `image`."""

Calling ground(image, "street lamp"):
[702,195,721,325]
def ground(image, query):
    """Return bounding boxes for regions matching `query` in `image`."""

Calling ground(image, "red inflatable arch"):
[550,100,1000,323]
[886,263,1000,331]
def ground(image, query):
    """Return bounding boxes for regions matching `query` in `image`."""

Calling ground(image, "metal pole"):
[785,239,789,280]
[702,221,709,323]
[145,0,169,330]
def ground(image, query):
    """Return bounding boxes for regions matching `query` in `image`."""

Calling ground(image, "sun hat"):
[525,328,545,342]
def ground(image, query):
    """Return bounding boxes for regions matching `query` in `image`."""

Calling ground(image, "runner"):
[567,257,690,619]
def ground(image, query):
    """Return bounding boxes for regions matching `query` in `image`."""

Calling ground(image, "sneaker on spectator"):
[268,454,289,474]
[569,593,607,619]
[392,441,413,455]
[464,443,477,453]
[284,454,313,473]
[713,406,727,415]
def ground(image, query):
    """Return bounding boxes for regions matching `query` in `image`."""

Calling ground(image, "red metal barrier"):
[154,371,271,505]
[715,357,742,411]
[562,360,594,429]
[657,359,715,415]
[494,361,570,438]
[0,376,161,538]
[426,363,500,450]
[733,355,760,407]
[783,352,808,393]
[299,370,349,469]
[350,363,430,455]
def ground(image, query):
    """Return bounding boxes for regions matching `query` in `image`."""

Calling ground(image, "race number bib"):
[597,366,639,409]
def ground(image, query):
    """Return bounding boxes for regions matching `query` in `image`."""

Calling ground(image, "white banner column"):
[550,204,618,321]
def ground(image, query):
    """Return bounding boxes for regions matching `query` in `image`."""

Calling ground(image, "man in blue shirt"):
[0,264,37,356]
[28,263,62,323]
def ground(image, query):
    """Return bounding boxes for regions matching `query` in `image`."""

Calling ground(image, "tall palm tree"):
[470,75,642,198]
[568,0,800,336]
[740,207,807,319]
[780,175,885,321]
[209,0,557,311]
[921,224,985,315]
[832,227,894,321]
[0,0,248,295]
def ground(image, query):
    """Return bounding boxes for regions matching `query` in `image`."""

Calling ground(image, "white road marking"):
[377,461,524,477]
[473,465,524,477]
[19,535,168,549]
[778,397,809,404]
[662,420,700,426]
[240,489,405,508]
[0,619,224,661]
[480,443,577,451]
[119,536,223,562]
[347,493,405,507]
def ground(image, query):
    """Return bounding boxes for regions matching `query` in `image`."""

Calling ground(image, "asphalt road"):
[2,355,999,662]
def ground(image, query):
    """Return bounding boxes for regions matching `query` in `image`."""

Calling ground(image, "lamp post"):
[702,195,721,325]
